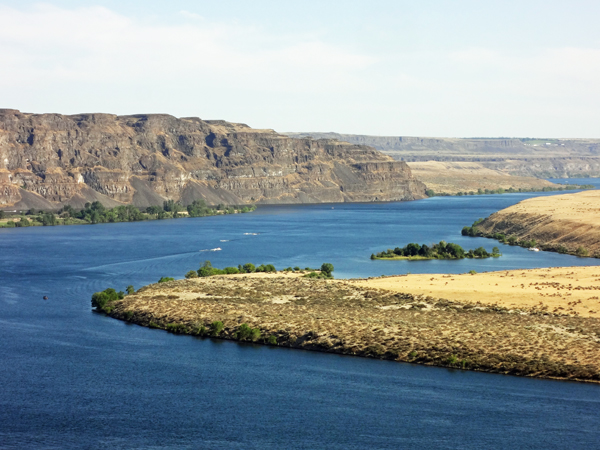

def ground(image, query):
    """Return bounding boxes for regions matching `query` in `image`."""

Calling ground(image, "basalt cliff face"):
[0,110,426,209]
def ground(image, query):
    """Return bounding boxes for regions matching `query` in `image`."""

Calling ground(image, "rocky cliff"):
[0,110,426,210]
[286,132,600,178]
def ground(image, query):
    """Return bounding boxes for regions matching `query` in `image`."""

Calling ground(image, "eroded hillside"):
[0,110,426,210]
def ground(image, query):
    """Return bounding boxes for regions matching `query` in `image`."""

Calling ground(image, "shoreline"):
[98,269,600,383]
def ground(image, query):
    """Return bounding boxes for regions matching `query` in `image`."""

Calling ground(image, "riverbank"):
[470,190,600,257]
[0,201,256,228]
[102,270,600,383]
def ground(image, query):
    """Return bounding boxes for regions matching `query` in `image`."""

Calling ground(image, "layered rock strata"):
[0,110,426,209]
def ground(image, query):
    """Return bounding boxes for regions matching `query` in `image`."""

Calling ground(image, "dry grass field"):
[353,267,600,318]
[406,161,559,194]
[477,190,600,256]
[107,270,600,383]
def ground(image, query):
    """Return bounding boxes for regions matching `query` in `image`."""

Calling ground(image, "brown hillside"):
[477,190,600,256]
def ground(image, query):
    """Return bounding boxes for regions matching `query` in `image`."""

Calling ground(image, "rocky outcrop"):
[0,110,426,210]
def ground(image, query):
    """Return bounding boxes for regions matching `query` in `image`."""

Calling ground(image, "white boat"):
[528,247,540,252]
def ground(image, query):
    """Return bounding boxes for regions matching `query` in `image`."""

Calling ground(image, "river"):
[1,182,599,449]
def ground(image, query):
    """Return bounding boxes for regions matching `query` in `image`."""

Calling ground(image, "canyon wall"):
[0,110,426,210]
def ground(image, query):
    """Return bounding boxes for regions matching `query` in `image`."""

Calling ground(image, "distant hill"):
[284,132,600,178]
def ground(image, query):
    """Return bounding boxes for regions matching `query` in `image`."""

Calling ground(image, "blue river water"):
[1,181,600,449]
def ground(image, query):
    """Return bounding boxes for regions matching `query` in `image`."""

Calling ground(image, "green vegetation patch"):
[372,241,500,260]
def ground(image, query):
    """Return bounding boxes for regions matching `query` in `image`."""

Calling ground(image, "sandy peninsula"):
[103,269,600,383]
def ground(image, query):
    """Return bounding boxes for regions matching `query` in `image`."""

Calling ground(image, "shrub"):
[185,270,198,279]
[268,335,278,345]
[304,271,320,278]
[126,285,135,295]
[576,246,589,257]
[236,323,261,341]
[124,311,134,321]
[166,323,187,334]
[210,321,224,335]
[158,277,175,283]
[223,267,240,274]
[293,266,300,271]
[469,270,477,275]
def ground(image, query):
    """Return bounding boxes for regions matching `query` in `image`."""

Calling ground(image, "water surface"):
[1,188,599,449]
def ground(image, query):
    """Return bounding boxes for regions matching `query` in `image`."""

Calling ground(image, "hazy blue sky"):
[1,1,599,137]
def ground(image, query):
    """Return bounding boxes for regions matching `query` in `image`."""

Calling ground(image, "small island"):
[371,241,500,260]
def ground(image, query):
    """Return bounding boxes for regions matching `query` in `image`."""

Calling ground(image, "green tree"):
[126,285,135,295]
[163,199,182,213]
[320,263,334,277]
[242,263,256,273]
[198,260,214,277]
[146,205,162,215]
[91,288,123,312]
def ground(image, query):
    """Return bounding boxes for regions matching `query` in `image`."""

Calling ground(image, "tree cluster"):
[195,260,277,277]
[372,241,499,260]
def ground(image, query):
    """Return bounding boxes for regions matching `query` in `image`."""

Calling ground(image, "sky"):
[1,1,599,137]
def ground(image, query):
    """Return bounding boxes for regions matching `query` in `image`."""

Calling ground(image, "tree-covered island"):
[371,241,500,260]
